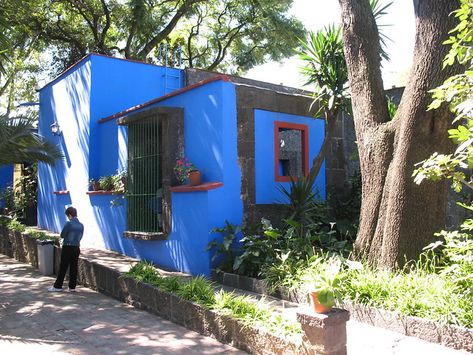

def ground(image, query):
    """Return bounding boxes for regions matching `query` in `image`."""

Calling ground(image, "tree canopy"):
[0,0,304,113]
[2,0,304,75]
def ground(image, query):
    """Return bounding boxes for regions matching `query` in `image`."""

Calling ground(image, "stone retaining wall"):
[212,270,473,353]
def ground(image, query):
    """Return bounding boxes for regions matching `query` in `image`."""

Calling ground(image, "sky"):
[245,0,416,90]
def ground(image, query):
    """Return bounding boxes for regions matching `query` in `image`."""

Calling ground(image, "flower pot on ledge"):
[309,291,334,314]
[188,170,201,186]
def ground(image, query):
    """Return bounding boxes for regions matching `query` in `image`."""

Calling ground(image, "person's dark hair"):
[65,206,77,218]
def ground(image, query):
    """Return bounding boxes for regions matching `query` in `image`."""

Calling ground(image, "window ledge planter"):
[170,182,223,193]
[123,231,168,241]
[86,191,124,195]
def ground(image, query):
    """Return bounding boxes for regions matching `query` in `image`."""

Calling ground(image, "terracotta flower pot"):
[309,291,333,314]
[188,170,201,186]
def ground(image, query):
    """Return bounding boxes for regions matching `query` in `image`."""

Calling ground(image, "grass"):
[268,252,473,329]
[125,261,301,337]
[340,266,469,326]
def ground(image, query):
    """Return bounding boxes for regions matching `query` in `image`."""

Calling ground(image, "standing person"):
[48,206,84,292]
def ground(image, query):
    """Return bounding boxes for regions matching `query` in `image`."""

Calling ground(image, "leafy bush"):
[25,229,58,241]
[125,261,301,337]
[7,218,26,232]
[206,221,241,273]
[0,164,37,220]
[99,175,115,191]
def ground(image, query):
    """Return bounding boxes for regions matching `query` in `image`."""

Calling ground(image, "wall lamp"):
[50,121,62,136]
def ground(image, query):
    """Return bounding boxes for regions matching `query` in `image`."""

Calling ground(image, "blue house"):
[37,54,325,276]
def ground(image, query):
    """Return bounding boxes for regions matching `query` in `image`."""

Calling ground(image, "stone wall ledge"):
[211,269,473,353]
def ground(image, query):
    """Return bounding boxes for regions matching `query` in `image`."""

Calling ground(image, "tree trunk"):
[339,0,460,269]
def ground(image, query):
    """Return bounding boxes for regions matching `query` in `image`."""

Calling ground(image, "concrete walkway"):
[0,254,471,355]
[0,254,244,355]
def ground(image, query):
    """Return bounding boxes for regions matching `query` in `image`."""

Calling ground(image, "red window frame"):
[274,121,309,182]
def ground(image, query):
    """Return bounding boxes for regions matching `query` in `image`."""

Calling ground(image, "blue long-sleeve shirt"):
[60,217,84,246]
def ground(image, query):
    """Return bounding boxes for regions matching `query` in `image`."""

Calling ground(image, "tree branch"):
[338,0,388,129]
[137,0,203,59]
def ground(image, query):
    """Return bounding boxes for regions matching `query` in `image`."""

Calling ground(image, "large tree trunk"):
[339,0,460,269]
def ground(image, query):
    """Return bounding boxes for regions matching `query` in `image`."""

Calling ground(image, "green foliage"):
[98,175,115,191]
[25,228,58,241]
[413,0,473,193]
[340,258,471,327]
[111,169,127,194]
[426,214,473,297]
[0,116,62,166]
[298,25,349,118]
[298,0,392,119]
[7,217,25,232]
[302,256,343,308]
[278,174,319,225]
[386,95,398,120]
[1,0,304,109]
[126,261,301,336]
[206,221,241,273]
[2,164,38,221]
[369,0,393,62]
[174,157,196,184]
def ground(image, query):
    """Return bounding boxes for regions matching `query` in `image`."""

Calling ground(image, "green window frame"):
[127,120,162,233]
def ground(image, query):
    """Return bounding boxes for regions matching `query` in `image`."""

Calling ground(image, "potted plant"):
[174,157,201,186]
[303,259,342,313]
[89,178,100,191]
[112,169,127,194]
[99,175,114,191]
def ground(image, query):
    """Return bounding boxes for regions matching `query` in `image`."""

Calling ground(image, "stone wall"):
[186,68,353,226]
[212,269,473,353]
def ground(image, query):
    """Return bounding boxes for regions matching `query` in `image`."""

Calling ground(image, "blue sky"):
[246,0,416,89]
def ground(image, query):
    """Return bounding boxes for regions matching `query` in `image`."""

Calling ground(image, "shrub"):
[125,261,301,336]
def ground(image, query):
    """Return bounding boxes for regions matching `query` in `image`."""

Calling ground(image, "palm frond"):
[0,115,62,166]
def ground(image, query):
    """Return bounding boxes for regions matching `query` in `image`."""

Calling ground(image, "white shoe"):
[48,286,63,292]
[67,288,77,293]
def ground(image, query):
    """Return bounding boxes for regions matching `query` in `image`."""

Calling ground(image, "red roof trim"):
[170,182,223,193]
[98,75,231,124]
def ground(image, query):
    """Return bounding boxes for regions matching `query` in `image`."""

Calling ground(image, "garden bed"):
[211,269,473,353]
[0,225,59,268]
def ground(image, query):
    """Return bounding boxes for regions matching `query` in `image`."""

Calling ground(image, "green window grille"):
[127,120,162,232]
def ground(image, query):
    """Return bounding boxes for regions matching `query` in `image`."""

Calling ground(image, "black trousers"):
[54,245,80,289]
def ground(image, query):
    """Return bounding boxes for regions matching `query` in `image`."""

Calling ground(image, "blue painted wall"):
[89,55,183,178]
[38,54,184,249]
[254,109,325,204]
[37,54,326,277]
[0,165,13,209]
[101,80,243,276]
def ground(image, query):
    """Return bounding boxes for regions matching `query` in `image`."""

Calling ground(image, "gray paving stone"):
[0,254,246,354]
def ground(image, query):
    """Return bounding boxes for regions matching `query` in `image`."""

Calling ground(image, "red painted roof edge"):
[39,53,165,92]
[98,74,231,124]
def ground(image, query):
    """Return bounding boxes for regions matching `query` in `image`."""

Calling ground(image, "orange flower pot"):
[188,170,202,186]
[309,291,333,314]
